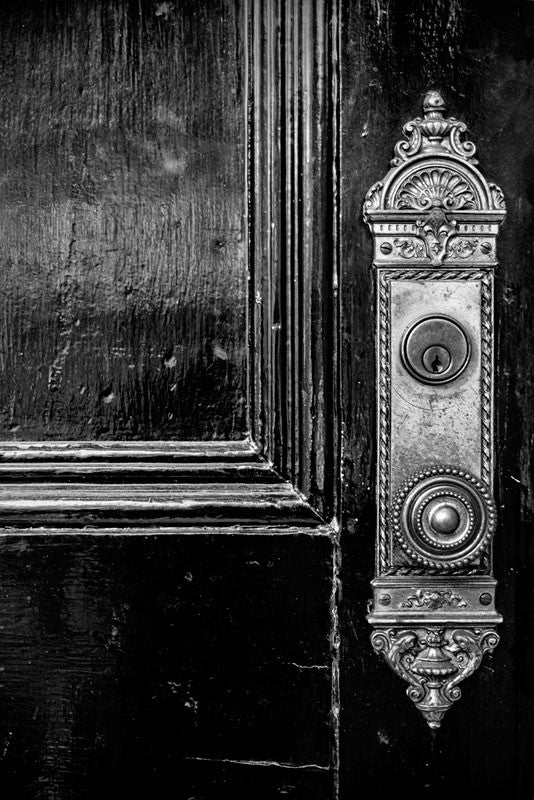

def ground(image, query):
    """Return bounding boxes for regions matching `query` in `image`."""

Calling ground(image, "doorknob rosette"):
[392,466,497,569]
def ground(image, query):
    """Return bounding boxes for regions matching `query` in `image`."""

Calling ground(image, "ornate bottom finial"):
[370,627,499,729]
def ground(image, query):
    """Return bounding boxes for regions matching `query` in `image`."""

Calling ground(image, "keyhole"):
[422,345,451,375]
[431,354,442,373]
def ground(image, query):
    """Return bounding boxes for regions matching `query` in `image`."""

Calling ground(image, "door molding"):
[247,0,341,521]
[0,1,342,530]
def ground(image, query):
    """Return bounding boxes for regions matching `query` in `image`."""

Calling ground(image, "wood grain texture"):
[6,0,534,796]
[0,534,335,798]
[0,0,246,441]
[0,482,323,527]
[247,0,340,520]
[0,440,258,461]
[0,5,340,797]
[340,1,534,797]
[0,443,326,525]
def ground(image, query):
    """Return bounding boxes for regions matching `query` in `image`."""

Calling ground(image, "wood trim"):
[0,440,324,526]
[247,0,341,521]
[0,1,341,529]
[0,481,322,527]
[0,525,333,537]
[0,463,276,481]
[0,440,259,463]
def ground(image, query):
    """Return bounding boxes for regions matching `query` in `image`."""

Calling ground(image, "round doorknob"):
[429,503,460,533]
[401,315,471,384]
[392,466,496,569]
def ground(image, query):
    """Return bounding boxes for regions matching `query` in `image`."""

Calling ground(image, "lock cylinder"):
[401,315,471,384]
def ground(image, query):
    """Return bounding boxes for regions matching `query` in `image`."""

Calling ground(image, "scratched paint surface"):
[0,534,333,798]
[0,0,246,440]
[341,0,534,796]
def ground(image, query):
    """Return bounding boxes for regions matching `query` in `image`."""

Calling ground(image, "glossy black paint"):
[341,0,534,797]
[0,0,533,797]
[0,0,246,440]
[0,534,335,798]
[247,0,340,519]
[0,4,340,795]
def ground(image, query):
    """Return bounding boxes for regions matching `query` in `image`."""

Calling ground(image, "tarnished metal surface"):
[390,279,482,494]
[364,91,506,728]
[401,315,470,384]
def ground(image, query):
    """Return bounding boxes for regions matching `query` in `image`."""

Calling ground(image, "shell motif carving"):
[394,168,477,211]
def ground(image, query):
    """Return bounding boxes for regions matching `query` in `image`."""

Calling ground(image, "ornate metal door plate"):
[364,91,505,728]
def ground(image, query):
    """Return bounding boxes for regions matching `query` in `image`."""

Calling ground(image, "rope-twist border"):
[378,271,390,573]
[377,267,493,575]
[480,273,493,485]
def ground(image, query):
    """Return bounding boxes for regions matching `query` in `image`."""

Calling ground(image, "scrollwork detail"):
[401,589,467,609]
[392,119,424,166]
[370,627,499,728]
[416,207,457,266]
[446,238,479,259]
[391,91,478,167]
[489,182,505,210]
[393,238,426,259]
[370,629,425,703]
[364,181,383,217]
[449,120,478,162]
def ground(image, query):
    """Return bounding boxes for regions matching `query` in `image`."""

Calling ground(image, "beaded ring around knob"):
[392,465,497,570]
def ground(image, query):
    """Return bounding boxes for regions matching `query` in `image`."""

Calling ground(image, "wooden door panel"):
[172,761,335,800]
[0,0,246,441]
[0,534,335,798]
[0,1,341,797]
[5,0,534,796]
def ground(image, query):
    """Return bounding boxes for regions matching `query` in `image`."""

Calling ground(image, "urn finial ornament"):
[390,90,478,166]
[423,89,446,115]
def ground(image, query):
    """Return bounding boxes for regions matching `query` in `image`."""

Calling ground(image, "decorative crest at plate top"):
[363,90,506,252]
[391,90,477,166]
[396,168,476,211]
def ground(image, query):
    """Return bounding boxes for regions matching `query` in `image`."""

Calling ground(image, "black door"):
[341,1,534,798]
[0,2,337,797]
[0,1,532,799]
